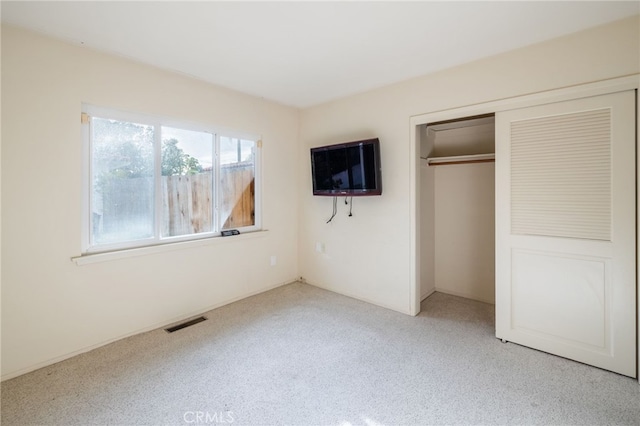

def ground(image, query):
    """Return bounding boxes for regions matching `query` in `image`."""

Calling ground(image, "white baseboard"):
[434,287,495,305]
[421,288,436,301]
[1,278,299,382]
[302,278,411,315]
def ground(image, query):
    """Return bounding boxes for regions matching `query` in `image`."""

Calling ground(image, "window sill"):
[71,230,269,266]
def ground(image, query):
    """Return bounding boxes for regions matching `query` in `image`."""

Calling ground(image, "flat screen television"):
[310,138,382,196]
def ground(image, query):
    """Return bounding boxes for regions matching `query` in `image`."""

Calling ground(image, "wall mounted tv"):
[311,138,382,196]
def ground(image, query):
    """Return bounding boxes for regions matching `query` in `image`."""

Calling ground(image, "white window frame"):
[81,104,262,254]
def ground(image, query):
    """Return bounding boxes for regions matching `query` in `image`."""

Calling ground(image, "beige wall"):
[434,162,495,303]
[1,26,300,379]
[298,16,639,314]
[2,15,639,380]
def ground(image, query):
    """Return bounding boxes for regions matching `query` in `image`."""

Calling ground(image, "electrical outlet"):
[270,255,277,266]
[315,242,325,253]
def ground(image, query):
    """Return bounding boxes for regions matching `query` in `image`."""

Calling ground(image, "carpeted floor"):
[1,282,639,425]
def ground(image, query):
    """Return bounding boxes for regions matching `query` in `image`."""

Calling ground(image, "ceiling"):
[2,1,638,108]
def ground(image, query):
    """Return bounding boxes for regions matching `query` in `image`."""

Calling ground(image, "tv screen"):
[311,138,382,196]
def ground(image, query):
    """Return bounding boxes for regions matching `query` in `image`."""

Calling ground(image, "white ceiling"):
[2,1,638,108]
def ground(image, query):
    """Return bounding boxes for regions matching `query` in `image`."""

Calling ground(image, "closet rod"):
[422,153,495,166]
[426,158,495,166]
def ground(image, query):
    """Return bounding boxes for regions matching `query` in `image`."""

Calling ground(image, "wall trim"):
[1,278,299,382]
[410,74,640,127]
[434,288,495,305]
[421,288,436,302]
[304,278,411,315]
[72,230,270,266]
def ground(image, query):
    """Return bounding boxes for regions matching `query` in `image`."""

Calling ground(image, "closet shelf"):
[423,153,495,166]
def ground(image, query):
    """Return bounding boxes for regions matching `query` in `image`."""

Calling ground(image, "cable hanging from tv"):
[345,196,353,217]
[327,196,338,223]
[326,196,354,223]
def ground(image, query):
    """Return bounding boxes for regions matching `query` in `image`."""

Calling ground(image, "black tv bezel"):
[310,138,382,197]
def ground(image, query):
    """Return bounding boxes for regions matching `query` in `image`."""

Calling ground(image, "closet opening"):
[419,114,496,305]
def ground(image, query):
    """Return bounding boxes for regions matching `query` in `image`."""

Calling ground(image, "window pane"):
[220,136,239,165]
[161,126,214,237]
[91,118,154,245]
[220,138,255,230]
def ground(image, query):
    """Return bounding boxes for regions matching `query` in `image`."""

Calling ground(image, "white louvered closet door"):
[495,90,636,377]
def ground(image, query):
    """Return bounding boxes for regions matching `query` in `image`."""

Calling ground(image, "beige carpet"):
[1,282,639,425]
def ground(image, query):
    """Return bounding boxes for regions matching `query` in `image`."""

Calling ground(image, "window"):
[82,106,260,253]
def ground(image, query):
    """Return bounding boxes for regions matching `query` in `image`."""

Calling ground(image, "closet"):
[412,79,638,378]
[420,114,495,304]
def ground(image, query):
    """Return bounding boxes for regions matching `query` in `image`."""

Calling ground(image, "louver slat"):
[511,109,611,241]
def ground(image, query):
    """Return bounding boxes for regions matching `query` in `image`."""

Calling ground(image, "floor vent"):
[164,316,207,333]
